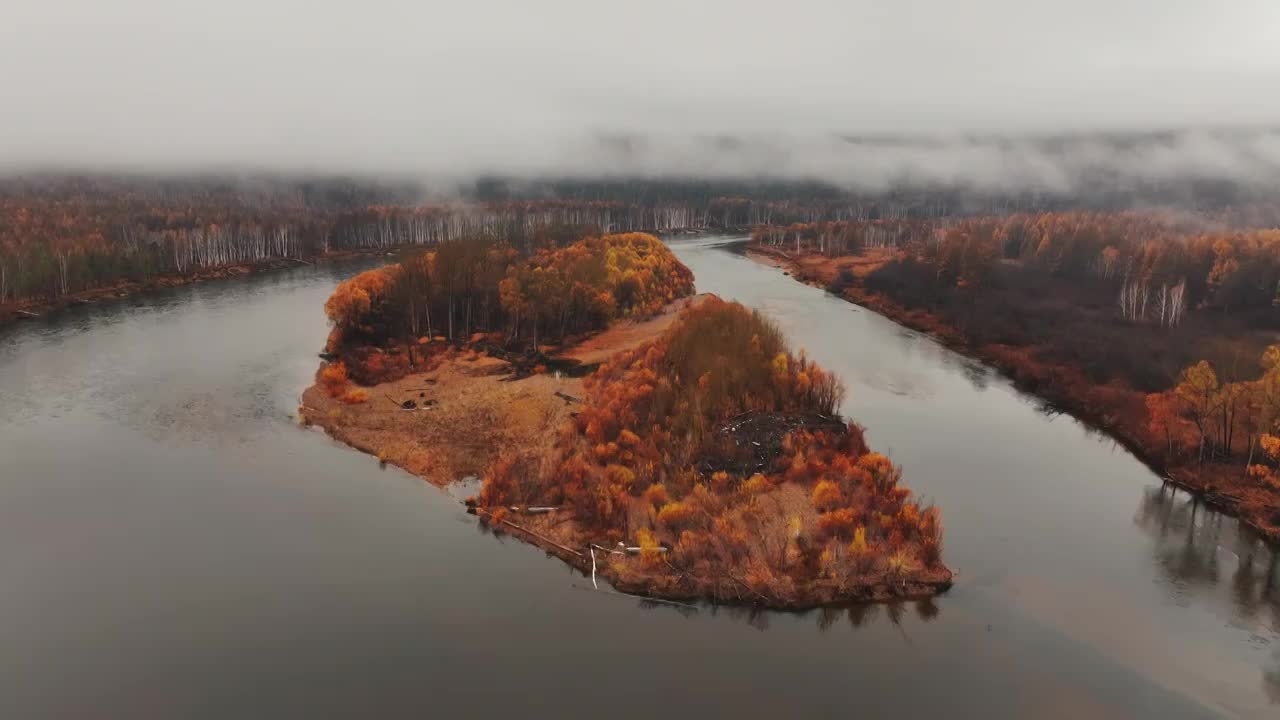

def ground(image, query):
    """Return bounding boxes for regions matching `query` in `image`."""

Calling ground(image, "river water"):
[0,236,1276,718]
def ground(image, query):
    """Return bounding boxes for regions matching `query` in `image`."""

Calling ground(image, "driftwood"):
[15,310,40,319]
[508,505,560,515]
[554,391,582,404]
[474,509,583,559]
[617,542,668,555]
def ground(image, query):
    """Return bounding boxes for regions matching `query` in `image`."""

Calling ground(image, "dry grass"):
[301,296,709,486]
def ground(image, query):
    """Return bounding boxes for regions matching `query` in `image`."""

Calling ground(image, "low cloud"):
[3,1,1279,194]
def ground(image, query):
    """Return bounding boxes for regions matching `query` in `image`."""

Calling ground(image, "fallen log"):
[508,505,561,514]
[615,542,668,555]
[554,391,582,404]
[474,509,583,558]
[15,310,40,318]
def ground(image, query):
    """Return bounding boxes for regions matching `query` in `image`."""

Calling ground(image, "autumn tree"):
[1174,361,1220,463]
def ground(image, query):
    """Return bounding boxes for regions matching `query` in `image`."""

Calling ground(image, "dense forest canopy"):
[755,213,1280,321]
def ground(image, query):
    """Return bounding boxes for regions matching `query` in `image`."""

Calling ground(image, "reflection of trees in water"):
[960,361,990,391]
[705,598,942,634]
[1232,532,1279,621]
[472,515,945,633]
[819,600,939,634]
[1134,483,1280,701]
[713,605,772,631]
[933,347,991,391]
[847,602,878,628]
[915,597,940,622]
[1265,646,1280,704]
[1134,483,1279,615]
[1033,399,1064,419]
[1134,483,1225,587]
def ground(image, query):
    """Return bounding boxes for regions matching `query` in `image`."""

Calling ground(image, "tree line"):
[754,212,1280,327]
[3,183,955,306]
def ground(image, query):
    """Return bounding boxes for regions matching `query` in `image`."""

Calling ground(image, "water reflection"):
[699,599,944,635]
[1265,647,1280,704]
[1135,483,1280,704]
[1137,485,1234,592]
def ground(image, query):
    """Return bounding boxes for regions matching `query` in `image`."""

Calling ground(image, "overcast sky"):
[4,1,1280,187]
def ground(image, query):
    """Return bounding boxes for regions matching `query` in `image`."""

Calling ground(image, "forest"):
[321,231,694,384]
[9,173,1280,312]
[0,174,878,307]
[751,211,1280,538]
[479,298,951,605]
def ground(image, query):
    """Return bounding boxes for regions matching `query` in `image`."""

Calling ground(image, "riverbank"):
[747,244,1280,543]
[0,226,755,327]
[0,249,402,326]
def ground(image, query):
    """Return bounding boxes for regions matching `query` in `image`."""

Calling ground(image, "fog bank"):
[4,1,1279,191]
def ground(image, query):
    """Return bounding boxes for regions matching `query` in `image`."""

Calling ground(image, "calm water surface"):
[0,237,1276,718]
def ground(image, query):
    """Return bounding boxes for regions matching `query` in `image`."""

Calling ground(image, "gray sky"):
[4,1,1280,188]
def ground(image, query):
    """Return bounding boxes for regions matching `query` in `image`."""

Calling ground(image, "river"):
[0,235,1276,718]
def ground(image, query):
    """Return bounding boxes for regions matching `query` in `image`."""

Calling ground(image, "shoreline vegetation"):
[300,231,952,608]
[12,171,1275,329]
[0,249,389,324]
[1,174,829,325]
[746,215,1280,542]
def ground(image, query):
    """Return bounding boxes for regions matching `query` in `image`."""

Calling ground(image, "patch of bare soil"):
[300,294,710,487]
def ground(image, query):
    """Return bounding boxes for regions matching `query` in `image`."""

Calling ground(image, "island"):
[300,231,952,607]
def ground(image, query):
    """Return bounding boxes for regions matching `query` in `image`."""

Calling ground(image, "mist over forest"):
[4,1,1279,196]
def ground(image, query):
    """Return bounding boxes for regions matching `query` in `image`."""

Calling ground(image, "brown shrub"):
[657,501,699,532]
[340,388,369,405]
[642,483,669,509]
[811,479,843,511]
[817,508,858,540]
[319,362,350,398]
